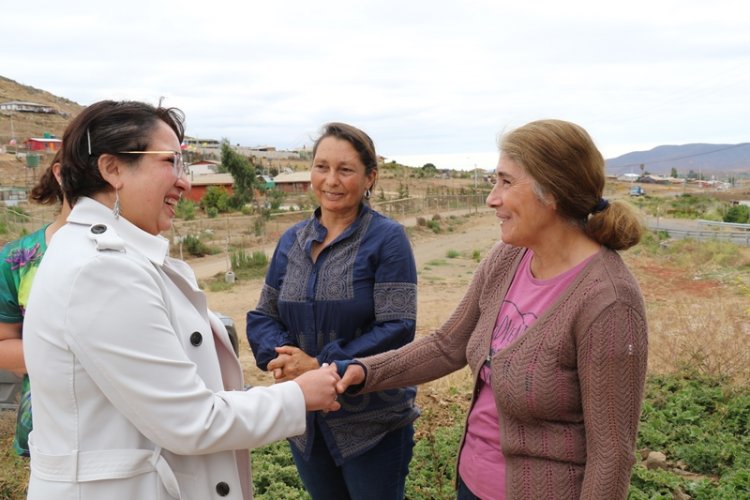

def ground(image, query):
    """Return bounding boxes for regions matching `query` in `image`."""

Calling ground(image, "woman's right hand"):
[294,363,341,412]
[336,363,366,394]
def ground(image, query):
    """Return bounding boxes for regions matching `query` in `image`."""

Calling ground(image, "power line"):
[608,143,750,170]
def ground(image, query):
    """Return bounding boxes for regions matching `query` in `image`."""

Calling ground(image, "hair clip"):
[87,129,92,155]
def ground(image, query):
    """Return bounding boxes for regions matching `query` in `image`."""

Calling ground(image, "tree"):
[421,163,437,178]
[670,167,678,178]
[220,140,256,210]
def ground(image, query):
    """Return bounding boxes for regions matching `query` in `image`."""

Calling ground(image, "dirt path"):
[195,209,498,387]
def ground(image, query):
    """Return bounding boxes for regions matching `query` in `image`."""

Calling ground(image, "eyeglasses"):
[116,150,189,178]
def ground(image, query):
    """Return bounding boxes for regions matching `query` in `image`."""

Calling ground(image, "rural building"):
[0,187,27,206]
[257,175,275,190]
[25,137,62,152]
[0,101,56,114]
[187,160,221,177]
[184,173,234,203]
[273,171,311,193]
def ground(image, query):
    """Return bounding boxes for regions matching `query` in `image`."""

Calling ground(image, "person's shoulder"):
[279,217,311,243]
[0,226,47,255]
[0,226,48,270]
[367,208,406,234]
[583,249,644,304]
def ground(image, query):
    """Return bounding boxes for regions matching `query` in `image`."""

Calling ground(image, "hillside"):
[606,143,750,177]
[0,76,84,188]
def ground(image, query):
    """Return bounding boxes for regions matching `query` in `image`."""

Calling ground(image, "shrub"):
[182,234,216,257]
[174,198,197,220]
[200,186,231,213]
[724,204,750,223]
[446,249,459,259]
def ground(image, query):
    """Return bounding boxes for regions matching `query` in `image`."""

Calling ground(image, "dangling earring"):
[364,188,371,200]
[113,189,121,219]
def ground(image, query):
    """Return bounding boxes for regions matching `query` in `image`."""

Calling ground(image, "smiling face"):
[310,136,375,219]
[117,120,190,235]
[486,154,557,248]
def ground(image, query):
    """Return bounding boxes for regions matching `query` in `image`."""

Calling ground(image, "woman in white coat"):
[23,99,341,499]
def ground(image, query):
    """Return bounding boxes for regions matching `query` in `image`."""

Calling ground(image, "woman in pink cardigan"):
[337,119,648,499]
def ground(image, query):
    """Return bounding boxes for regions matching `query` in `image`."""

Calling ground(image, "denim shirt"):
[247,205,419,464]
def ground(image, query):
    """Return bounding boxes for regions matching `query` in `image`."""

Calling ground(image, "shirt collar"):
[66,197,170,267]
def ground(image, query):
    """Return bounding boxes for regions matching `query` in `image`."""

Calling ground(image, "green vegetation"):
[446,249,460,259]
[230,249,268,280]
[724,204,749,223]
[181,234,219,257]
[220,140,256,209]
[174,198,197,220]
[200,185,231,214]
[630,374,750,499]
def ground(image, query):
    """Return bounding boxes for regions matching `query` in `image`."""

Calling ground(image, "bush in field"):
[724,204,750,223]
[182,234,217,257]
[230,249,268,280]
[174,198,197,220]
[200,186,231,214]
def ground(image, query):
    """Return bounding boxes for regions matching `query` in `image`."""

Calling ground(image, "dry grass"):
[647,297,750,386]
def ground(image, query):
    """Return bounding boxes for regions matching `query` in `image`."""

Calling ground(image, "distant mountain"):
[606,143,750,177]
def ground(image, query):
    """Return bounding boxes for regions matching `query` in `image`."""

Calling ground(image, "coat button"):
[189,331,203,346]
[215,481,230,496]
[90,224,107,234]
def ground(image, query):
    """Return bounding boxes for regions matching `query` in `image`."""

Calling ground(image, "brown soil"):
[200,210,740,418]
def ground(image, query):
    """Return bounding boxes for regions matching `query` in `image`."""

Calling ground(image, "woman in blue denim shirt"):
[247,122,418,499]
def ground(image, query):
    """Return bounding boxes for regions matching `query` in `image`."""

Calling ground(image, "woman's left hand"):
[268,346,320,382]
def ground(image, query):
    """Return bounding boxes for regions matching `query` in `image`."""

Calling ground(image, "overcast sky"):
[2,0,748,170]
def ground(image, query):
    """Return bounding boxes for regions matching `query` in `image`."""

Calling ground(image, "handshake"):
[292,361,366,413]
[266,346,366,413]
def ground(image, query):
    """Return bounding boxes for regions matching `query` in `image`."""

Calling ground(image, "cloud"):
[2,0,749,169]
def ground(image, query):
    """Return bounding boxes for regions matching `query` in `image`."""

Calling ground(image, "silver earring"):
[364,188,371,200]
[113,189,121,219]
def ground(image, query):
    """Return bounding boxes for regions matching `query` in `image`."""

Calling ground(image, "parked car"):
[630,185,646,197]
[215,312,240,356]
[0,313,240,410]
[0,370,21,410]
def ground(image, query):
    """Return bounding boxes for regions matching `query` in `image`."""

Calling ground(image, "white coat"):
[23,197,306,499]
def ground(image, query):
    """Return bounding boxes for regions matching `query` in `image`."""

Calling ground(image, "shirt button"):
[189,331,203,346]
[90,224,107,234]
[215,481,230,496]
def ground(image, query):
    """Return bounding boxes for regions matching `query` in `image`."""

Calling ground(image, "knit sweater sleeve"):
[577,292,648,499]
[358,242,508,392]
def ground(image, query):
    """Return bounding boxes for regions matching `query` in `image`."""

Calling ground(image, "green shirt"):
[0,225,48,456]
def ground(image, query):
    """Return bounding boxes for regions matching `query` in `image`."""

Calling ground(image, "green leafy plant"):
[174,198,197,220]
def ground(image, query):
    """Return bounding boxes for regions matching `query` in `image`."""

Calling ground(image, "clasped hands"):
[268,346,367,413]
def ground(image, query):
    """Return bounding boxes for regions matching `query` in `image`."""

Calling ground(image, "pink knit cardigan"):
[357,242,648,499]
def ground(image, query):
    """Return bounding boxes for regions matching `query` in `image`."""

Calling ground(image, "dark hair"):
[312,122,378,180]
[29,149,64,205]
[500,119,643,250]
[59,100,185,205]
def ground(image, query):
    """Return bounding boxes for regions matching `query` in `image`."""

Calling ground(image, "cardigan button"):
[90,224,107,234]
[189,331,203,346]
[215,481,230,496]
